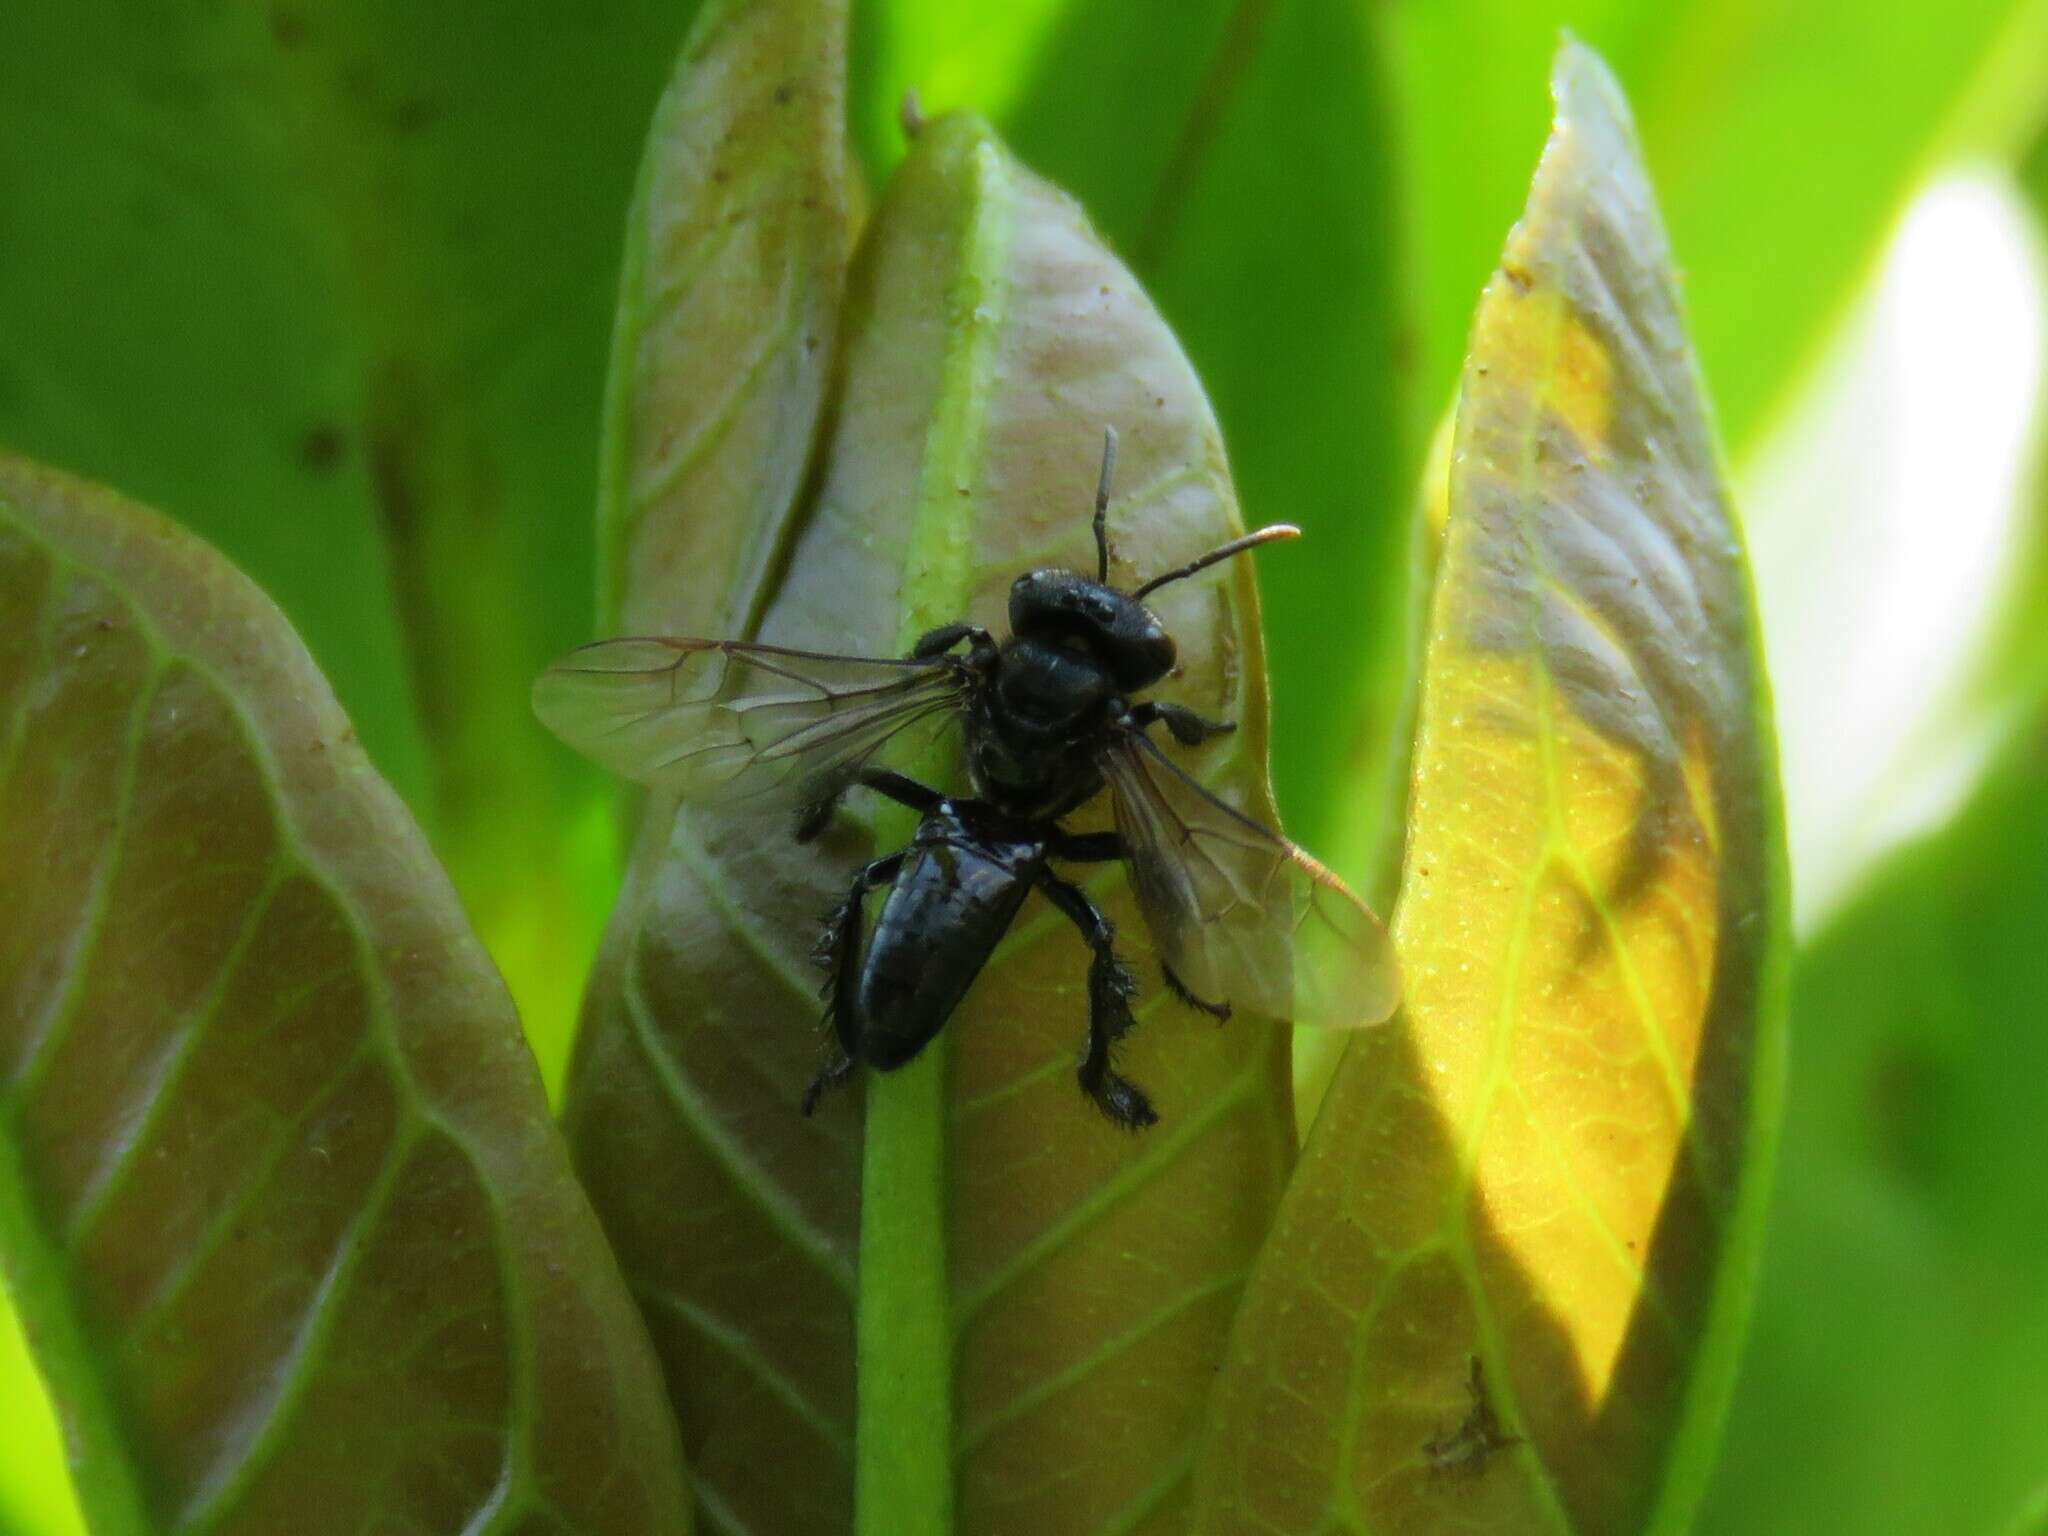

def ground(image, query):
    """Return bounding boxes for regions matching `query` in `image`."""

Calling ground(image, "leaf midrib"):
[853,121,1016,1536]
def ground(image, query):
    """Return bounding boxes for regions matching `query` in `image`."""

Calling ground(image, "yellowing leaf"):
[0,456,689,1535]
[1190,41,1788,1536]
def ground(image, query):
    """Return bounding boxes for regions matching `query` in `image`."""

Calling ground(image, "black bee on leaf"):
[534,429,1399,1127]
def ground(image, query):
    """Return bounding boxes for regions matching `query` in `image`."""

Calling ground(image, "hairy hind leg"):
[1048,830,1230,1025]
[803,850,903,1115]
[800,1049,855,1116]
[1038,870,1158,1129]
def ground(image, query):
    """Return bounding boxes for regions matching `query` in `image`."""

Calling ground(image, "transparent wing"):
[532,637,967,810]
[1100,731,1400,1029]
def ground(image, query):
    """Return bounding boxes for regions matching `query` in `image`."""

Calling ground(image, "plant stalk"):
[853,128,1012,1534]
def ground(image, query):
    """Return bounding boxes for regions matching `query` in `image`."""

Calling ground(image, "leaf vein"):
[64,869,289,1243]
[620,957,856,1295]
[632,1283,852,1459]
[177,1123,422,1534]
[956,1265,1249,1455]
[953,1070,1259,1325]
[7,655,166,1103]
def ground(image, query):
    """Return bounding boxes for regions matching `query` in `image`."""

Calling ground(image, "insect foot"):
[1085,1067,1158,1131]
[811,897,854,982]
[1078,950,1157,1129]
[794,791,838,843]
[801,1047,854,1117]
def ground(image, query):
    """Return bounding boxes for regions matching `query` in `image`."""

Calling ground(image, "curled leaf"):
[1390,0,2038,459]
[565,100,1298,1531]
[1191,41,1788,1536]
[596,0,852,638]
[0,457,689,1534]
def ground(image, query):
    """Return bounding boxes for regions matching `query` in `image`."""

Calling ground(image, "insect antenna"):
[1092,425,1118,582]
[1131,522,1301,599]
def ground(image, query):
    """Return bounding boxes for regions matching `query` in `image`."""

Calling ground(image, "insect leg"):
[1048,829,1123,863]
[1037,869,1158,1129]
[795,766,944,842]
[803,850,905,1115]
[1162,963,1231,1022]
[855,768,944,814]
[801,1049,854,1115]
[794,790,843,843]
[1129,700,1236,746]
[909,621,993,659]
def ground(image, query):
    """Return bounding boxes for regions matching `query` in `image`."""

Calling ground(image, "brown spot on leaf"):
[393,97,440,135]
[1391,321,1419,375]
[367,423,418,545]
[298,425,346,474]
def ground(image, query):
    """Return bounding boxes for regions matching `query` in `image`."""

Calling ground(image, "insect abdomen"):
[855,818,1040,1069]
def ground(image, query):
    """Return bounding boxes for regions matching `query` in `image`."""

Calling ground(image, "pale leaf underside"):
[0,460,689,1536]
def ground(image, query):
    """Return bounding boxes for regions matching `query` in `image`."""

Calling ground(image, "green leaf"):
[1000,0,1418,865]
[995,0,1423,1126]
[851,0,1420,857]
[0,1,702,1079]
[563,93,1298,1530]
[1191,42,1789,1535]
[0,1296,82,1536]
[842,1,1069,185]
[594,0,854,640]
[1694,132,2048,1536]
[0,455,689,1534]
[556,1,856,1526]
[1696,714,2048,1536]
[1973,129,2048,721]
[1389,0,2046,463]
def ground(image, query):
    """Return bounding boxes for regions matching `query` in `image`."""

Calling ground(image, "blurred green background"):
[3,2,2047,1532]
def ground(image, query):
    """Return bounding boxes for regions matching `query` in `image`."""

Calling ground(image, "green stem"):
[854,128,1013,1535]
[854,1046,954,1530]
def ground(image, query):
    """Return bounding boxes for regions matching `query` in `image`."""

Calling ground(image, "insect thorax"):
[963,637,1114,819]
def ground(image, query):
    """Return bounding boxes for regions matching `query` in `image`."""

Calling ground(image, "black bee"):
[534,429,1398,1128]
